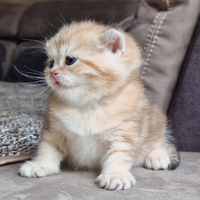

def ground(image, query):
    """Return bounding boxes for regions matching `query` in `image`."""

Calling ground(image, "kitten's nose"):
[51,70,59,77]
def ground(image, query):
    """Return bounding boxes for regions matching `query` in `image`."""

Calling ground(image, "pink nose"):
[51,70,59,77]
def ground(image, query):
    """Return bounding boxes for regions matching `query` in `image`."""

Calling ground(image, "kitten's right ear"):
[100,28,125,56]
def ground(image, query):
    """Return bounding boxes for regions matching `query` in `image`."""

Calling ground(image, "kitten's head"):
[44,21,142,106]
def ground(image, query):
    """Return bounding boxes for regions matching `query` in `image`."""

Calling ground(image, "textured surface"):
[0,82,48,162]
[169,17,200,151]
[0,152,200,200]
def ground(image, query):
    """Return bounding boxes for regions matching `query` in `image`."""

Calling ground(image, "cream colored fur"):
[20,21,180,190]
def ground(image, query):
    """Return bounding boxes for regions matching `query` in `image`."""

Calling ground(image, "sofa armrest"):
[168,16,200,152]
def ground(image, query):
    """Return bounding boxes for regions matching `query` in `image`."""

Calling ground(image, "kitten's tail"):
[168,148,180,170]
[166,128,180,170]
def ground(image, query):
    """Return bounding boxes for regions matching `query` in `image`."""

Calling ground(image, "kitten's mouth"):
[55,81,63,87]
[53,80,75,89]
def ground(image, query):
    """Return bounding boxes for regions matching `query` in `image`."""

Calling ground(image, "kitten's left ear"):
[100,28,125,56]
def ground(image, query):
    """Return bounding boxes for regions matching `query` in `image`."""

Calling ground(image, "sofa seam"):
[141,2,171,80]
[141,13,161,80]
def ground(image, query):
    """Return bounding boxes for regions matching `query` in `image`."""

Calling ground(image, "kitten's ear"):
[100,28,125,56]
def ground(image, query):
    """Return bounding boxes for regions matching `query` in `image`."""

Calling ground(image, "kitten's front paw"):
[19,161,60,178]
[95,172,136,190]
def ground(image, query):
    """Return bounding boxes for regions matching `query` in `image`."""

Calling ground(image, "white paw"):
[19,161,60,178]
[95,172,136,190]
[144,147,170,170]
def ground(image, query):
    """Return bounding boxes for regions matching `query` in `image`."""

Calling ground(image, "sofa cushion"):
[0,41,16,80]
[0,152,199,199]
[127,0,200,111]
[0,4,27,38]
[18,0,139,38]
[168,17,200,152]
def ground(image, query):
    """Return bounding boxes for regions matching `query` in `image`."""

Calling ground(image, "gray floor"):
[0,152,200,200]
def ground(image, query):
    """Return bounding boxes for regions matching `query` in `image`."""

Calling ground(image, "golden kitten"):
[20,21,180,190]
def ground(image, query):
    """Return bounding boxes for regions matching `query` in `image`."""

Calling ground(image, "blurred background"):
[0,0,139,83]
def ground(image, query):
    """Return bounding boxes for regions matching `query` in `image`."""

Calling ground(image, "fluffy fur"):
[20,21,180,190]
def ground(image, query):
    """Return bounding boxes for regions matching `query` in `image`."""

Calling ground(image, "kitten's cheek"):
[45,76,53,87]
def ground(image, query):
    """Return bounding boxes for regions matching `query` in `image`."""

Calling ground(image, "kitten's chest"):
[53,107,113,167]
[66,133,106,168]
[55,107,119,135]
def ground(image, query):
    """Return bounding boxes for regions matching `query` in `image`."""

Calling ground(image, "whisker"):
[16,74,46,86]
[24,50,46,55]
[17,78,46,84]
[17,81,47,86]
[34,86,50,99]
[18,37,46,47]
[23,72,44,76]
[58,11,67,25]
[22,45,46,55]
[45,19,59,30]
[24,65,45,76]
[47,29,56,39]
[22,45,45,50]
[17,76,46,85]
[57,17,64,27]
[14,66,45,81]
[37,24,46,41]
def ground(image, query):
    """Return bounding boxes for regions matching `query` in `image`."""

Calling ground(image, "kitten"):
[19,21,180,190]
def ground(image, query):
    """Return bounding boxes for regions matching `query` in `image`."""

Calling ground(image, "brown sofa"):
[0,0,200,199]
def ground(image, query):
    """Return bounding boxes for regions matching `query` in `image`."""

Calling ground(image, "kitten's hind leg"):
[20,131,68,178]
[144,145,180,170]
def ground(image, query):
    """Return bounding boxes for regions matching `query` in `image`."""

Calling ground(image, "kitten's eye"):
[49,60,54,68]
[65,56,77,66]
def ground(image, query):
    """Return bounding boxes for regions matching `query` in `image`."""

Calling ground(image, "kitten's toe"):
[144,147,170,170]
[95,175,110,189]
[109,179,123,190]
[95,172,136,191]
[19,161,59,178]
